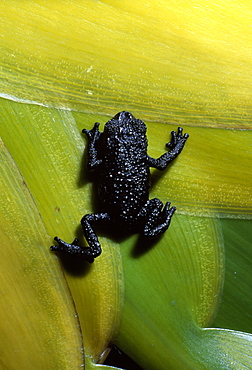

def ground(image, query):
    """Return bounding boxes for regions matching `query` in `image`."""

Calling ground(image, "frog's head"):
[104,111,147,137]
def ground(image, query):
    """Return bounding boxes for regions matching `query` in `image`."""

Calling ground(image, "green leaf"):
[0,139,83,368]
[0,1,251,368]
[0,100,124,365]
[213,218,252,333]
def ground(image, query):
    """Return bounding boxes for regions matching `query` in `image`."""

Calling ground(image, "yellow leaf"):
[0,101,124,364]
[0,1,252,128]
[0,139,83,368]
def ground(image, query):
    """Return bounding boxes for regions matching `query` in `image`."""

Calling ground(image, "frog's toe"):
[50,237,81,255]
[143,201,176,237]
[163,202,176,216]
[51,237,98,263]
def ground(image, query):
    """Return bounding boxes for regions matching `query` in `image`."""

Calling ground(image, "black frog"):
[51,111,189,263]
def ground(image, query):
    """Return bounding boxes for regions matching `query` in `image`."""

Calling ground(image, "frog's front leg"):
[51,212,111,263]
[137,198,176,237]
[147,127,189,171]
[82,122,103,170]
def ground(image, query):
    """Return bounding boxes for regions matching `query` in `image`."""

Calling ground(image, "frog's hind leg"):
[51,212,111,263]
[139,198,176,237]
[81,212,111,261]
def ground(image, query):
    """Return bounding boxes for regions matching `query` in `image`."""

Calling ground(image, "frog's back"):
[95,111,151,224]
[98,140,150,224]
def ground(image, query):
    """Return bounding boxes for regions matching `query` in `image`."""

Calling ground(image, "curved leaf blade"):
[0,139,83,368]
[0,1,252,128]
[0,100,124,364]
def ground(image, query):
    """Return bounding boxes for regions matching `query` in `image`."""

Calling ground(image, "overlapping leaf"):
[0,1,251,369]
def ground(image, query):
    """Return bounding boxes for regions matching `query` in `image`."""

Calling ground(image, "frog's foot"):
[166,127,189,150]
[143,200,176,237]
[82,121,101,142]
[50,237,95,263]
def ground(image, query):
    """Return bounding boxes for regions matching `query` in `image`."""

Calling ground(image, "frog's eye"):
[123,111,133,120]
[113,112,120,120]
[114,111,133,122]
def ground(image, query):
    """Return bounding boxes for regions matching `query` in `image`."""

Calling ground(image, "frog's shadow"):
[93,222,163,259]
[77,141,92,187]
[57,219,164,276]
